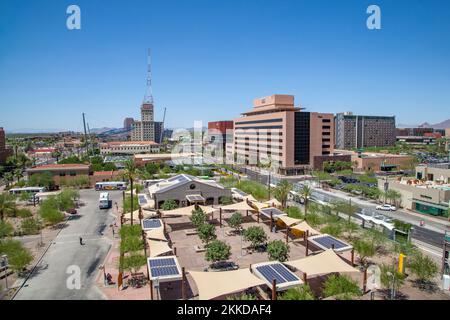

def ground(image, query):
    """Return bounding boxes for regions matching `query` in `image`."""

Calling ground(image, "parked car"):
[376,204,396,211]
[66,208,77,215]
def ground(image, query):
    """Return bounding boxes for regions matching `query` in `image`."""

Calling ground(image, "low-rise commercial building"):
[335,149,414,172]
[100,141,160,155]
[148,174,231,208]
[27,164,91,188]
[396,136,436,145]
[380,164,450,217]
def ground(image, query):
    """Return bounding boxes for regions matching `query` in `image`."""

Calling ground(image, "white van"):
[99,192,111,209]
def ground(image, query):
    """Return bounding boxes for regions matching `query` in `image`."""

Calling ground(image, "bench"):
[194,245,206,252]
[185,229,198,236]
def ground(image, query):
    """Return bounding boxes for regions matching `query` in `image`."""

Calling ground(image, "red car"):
[67,208,77,215]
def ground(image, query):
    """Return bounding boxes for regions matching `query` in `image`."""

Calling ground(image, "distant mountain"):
[419,119,450,129]
[398,119,450,129]
[89,127,116,134]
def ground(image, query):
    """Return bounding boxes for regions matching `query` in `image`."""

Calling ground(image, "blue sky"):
[0,0,449,132]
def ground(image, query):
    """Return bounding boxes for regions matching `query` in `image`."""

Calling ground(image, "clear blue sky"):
[1,0,449,132]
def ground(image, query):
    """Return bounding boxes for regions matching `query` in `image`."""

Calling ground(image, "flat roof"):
[103,141,159,146]
[27,163,90,171]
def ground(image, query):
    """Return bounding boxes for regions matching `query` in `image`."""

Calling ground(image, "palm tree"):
[3,172,14,187]
[274,179,293,208]
[123,160,137,225]
[13,168,23,182]
[0,193,16,221]
[299,185,312,222]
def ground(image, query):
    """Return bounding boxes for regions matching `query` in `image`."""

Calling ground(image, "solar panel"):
[313,235,348,250]
[142,219,162,229]
[186,194,204,201]
[260,208,286,218]
[271,264,299,282]
[151,266,179,277]
[256,265,286,284]
[149,257,176,268]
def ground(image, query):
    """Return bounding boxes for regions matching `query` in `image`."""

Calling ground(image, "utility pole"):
[87,123,95,155]
[82,113,88,156]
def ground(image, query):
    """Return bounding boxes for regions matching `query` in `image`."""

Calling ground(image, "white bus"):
[99,192,111,209]
[9,187,46,196]
[95,181,127,191]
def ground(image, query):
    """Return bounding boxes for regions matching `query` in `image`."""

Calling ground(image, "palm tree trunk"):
[130,179,134,226]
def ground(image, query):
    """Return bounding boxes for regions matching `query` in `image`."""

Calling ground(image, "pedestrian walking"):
[79,236,83,245]
[112,227,115,238]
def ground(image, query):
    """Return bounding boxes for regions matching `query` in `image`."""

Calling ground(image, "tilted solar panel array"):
[142,219,162,229]
[313,235,348,249]
[149,257,180,278]
[256,263,299,284]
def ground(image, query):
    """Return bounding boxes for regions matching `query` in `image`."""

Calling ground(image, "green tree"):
[380,262,405,297]
[120,224,143,239]
[205,240,231,264]
[267,240,290,262]
[161,199,178,211]
[243,226,267,250]
[323,275,361,300]
[279,284,315,300]
[299,185,312,222]
[320,222,344,238]
[123,160,137,225]
[353,239,376,267]
[228,212,243,233]
[407,253,439,286]
[28,172,55,189]
[197,223,217,245]
[0,239,33,273]
[0,220,14,238]
[190,208,207,228]
[0,193,16,221]
[145,163,159,175]
[273,179,293,208]
[284,206,303,219]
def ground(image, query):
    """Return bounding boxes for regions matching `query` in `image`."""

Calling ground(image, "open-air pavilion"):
[285,249,360,284]
[160,204,216,217]
[189,268,266,300]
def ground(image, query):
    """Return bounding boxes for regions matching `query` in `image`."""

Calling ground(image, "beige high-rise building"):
[131,102,155,141]
[229,94,335,175]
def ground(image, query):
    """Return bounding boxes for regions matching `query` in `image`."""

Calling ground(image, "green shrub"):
[267,240,290,262]
[0,220,14,238]
[279,284,315,300]
[17,208,33,218]
[323,275,361,300]
[190,208,206,228]
[205,240,231,264]
[0,239,33,273]
[228,212,243,232]
[161,199,178,211]
[21,218,41,235]
[284,206,303,219]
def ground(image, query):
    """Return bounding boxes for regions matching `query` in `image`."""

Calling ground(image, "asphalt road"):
[241,166,448,249]
[14,189,122,300]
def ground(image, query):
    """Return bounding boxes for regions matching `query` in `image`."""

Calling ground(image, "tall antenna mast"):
[144,48,153,104]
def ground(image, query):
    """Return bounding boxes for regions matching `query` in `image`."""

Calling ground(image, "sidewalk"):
[94,205,153,300]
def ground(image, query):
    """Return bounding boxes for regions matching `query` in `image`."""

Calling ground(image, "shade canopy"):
[278,215,302,227]
[243,195,258,202]
[290,221,320,236]
[161,204,216,217]
[124,210,157,221]
[146,227,168,242]
[219,201,256,212]
[263,198,282,207]
[285,249,359,277]
[147,239,173,257]
[189,269,265,300]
